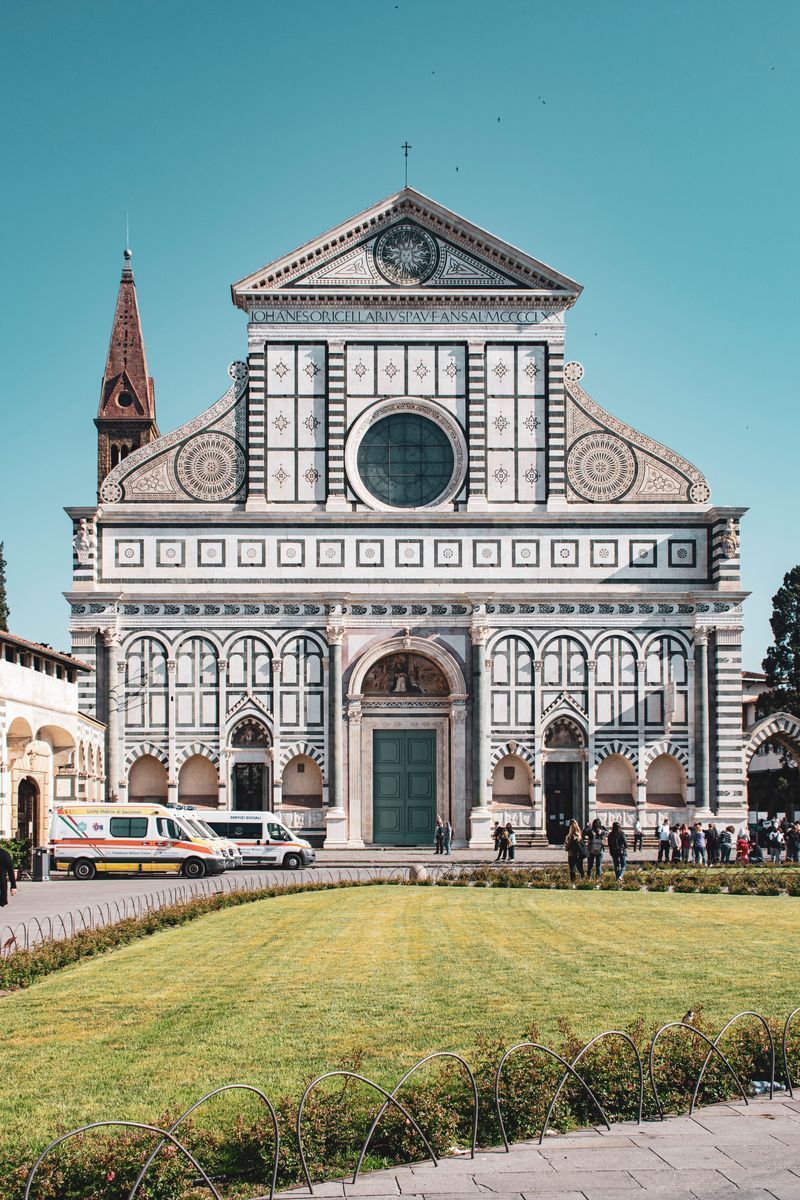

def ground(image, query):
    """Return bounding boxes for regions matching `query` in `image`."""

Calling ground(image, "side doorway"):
[233,763,266,810]
[544,762,578,845]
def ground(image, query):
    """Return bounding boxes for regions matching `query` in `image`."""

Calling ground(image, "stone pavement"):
[281,1097,800,1200]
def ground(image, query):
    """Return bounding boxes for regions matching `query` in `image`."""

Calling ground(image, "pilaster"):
[166,658,178,806]
[217,658,228,807]
[466,339,488,509]
[102,628,121,802]
[468,612,493,846]
[245,345,267,508]
[325,342,348,510]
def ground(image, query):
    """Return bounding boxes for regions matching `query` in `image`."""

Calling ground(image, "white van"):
[183,809,316,869]
[50,804,228,880]
[166,805,242,869]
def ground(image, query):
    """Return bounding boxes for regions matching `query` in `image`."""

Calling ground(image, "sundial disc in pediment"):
[285,222,527,290]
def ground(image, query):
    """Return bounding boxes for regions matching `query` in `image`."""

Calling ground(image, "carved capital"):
[217,657,228,672]
[166,658,177,674]
[272,658,283,675]
[636,659,647,672]
[326,624,345,646]
[533,659,542,673]
[694,627,710,646]
[102,627,120,649]
[587,659,597,671]
[470,623,490,646]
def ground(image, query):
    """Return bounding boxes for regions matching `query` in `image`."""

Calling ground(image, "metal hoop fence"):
[22,1007,800,1199]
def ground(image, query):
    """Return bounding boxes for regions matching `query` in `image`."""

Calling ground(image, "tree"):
[759,565,800,720]
[0,542,9,632]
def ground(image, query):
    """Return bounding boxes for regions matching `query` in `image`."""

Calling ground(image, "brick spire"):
[95,249,159,493]
[98,249,155,420]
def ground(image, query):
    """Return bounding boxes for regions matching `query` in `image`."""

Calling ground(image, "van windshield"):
[177,821,203,840]
[192,819,218,839]
[267,822,292,843]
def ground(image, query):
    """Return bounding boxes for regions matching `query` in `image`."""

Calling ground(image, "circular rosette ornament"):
[176,432,246,501]
[567,431,636,502]
[374,223,439,285]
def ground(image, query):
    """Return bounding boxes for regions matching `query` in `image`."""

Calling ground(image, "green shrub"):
[0,838,31,871]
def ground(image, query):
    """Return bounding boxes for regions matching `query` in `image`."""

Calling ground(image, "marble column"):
[271,657,283,812]
[166,658,178,806]
[324,615,347,846]
[102,628,121,802]
[217,658,228,807]
[468,615,493,847]
[694,628,710,813]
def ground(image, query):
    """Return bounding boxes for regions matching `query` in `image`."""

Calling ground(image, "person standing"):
[768,824,784,864]
[0,846,17,908]
[492,822,503,857]
[706,823,719,865]
[718,825,733,864]
[633,816,643,854]
[680,823,692,863]
[505,823,516,862]
[442,819,453,856]
[692,823,707,866]
[608,821,628,880]
[657,819,671,864]
[495,824,509,863]
[434,816,444,855]
[786,823,800,864]
[587,818,605,879]
[564,819,585,882]
[669,824,682,863]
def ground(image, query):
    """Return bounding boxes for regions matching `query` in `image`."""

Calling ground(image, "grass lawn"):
[2,885,795,1159]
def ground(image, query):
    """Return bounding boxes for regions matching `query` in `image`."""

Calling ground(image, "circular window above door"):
[346,399,467,511]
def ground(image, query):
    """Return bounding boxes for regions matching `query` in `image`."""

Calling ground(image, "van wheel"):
[73,859,96,881]
[181,858,206,879]
[283,853,302,871]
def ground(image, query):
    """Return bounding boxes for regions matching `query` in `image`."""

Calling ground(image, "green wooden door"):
[373,730,437,845]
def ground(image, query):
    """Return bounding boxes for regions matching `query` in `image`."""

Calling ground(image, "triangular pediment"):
[231,188,582,305]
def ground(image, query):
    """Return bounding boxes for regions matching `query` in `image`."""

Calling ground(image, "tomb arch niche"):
[347,636,468,849]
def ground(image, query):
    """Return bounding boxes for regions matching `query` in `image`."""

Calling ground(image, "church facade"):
[67,189,747,846]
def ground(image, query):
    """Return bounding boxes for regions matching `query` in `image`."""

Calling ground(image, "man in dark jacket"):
[0,847,17,907]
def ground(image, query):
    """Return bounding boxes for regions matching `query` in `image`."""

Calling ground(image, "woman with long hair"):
[564,818,585,882]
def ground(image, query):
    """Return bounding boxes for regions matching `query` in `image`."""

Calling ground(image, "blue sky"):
[0,0,797,668]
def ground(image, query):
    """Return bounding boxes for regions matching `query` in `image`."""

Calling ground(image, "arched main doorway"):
[347,637,467,847]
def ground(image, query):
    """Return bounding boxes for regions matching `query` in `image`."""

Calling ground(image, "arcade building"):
[67,188,752,846]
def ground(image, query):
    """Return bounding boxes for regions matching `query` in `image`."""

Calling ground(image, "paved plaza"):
[1,848,662,933]
[282,1098,800,1200]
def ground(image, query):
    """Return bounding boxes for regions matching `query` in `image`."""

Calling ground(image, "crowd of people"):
[654,816,800,867]
[561,815,800,880]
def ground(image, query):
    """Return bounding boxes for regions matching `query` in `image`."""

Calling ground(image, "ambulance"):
[50,804,229,879]
[181,809,316,869]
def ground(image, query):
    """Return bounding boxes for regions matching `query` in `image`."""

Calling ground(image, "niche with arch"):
[178,754,218,808]
[645,753,686,807]
[595,753,636,808]
[128,754,168,803]
[281,754,323,809]
[491,753,533,808]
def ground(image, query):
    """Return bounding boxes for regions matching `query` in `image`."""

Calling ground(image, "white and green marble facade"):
[67,189,747,846]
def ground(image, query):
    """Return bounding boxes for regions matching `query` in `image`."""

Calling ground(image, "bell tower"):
[95,248,159,494]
